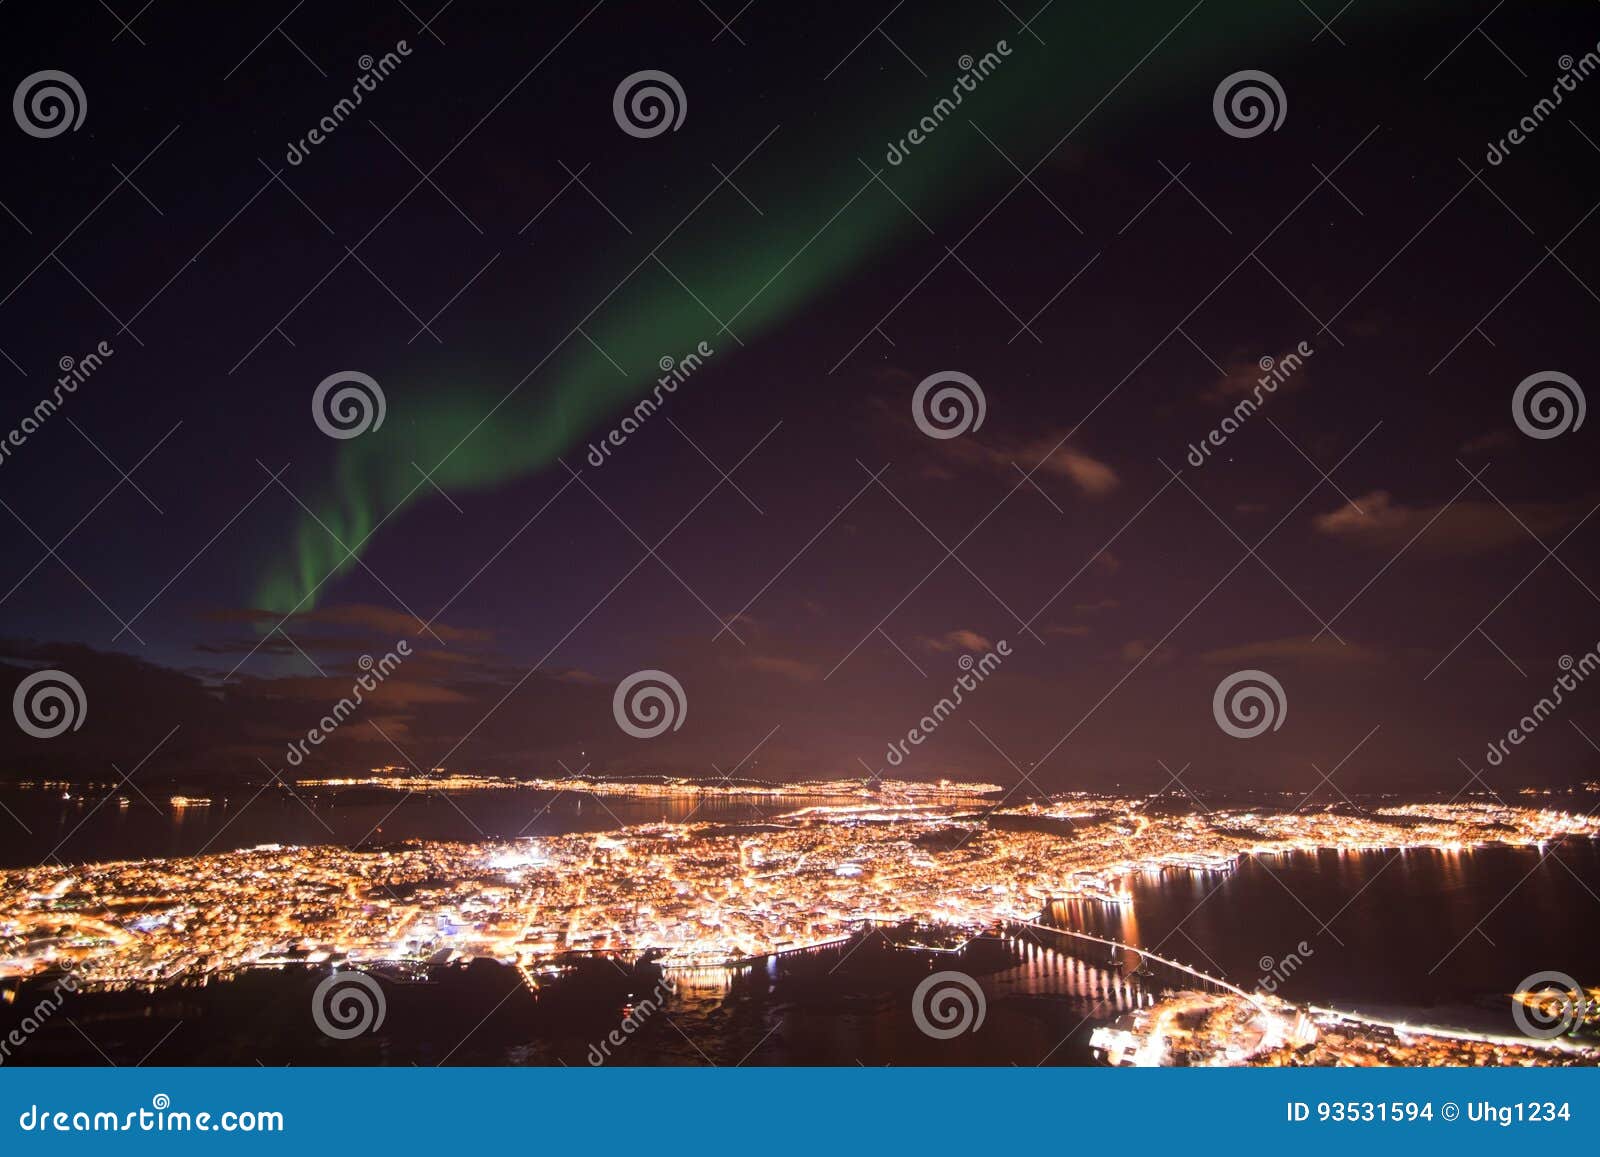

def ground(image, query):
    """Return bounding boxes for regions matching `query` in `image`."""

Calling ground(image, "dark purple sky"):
[2,1,1599,796]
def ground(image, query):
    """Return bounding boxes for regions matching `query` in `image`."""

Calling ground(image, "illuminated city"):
[3,782,1593,1000]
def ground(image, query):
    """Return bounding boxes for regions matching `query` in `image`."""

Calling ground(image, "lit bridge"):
[1007,920,1263,1007]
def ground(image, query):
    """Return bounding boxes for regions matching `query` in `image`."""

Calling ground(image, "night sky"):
[2,1,1599,795]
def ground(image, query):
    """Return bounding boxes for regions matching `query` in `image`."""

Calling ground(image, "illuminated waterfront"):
[3,786,1594,984]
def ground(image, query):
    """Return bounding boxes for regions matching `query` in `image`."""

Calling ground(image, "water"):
[0,788,821,868]
[1072,841,1600,1032]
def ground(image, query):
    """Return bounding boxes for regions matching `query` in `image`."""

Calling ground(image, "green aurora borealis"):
[254,3,1438,613]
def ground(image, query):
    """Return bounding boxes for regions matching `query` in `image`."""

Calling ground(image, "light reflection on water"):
[0,789,848,868]
[1043,841,1600,1025]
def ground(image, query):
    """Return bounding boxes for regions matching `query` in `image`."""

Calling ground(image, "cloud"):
[870,390,1119,496]
[1118,639,1176,666]
[1312,491,1580,556]
[947,438,1126,499]
[1347,314,1386,339]
[1120,643,1184,668]
[1460,429,1513,455]
[205,603,492,645]
[1062,449,1119,495]
[264,675,470,707]
[928,437,1121,495]
[1203,346,1308,404]
[742,654,823,682]
[300,604,492,644]
[921,629,994,653]
[1074,598,1119,613]
[0,599,548,780]
[919,431,1120,496]
[554,667,604,685]
[0,633,629,780]
[1201,635,1382,666]
[1046,625,1091,638]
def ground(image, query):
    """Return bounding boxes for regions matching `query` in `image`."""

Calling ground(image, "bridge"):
[1008,920,1264,1008]
[514,922,1262,1004]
